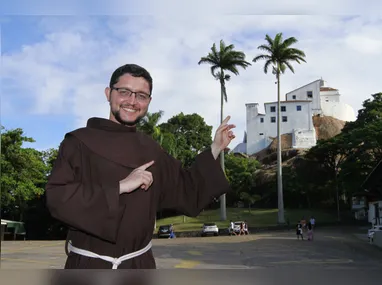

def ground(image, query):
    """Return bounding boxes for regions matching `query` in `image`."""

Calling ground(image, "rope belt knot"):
[67,240,152,269]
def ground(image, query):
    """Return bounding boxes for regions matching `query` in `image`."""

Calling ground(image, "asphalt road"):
[1,227,382,284]
[153,228,382,270]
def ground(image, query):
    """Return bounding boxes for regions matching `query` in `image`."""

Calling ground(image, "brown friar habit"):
[45,117,231,269]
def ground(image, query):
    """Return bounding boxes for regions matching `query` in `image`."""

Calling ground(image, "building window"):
[260,118,264,123]
[292,95,296,99]
[281,106,286,112]
[307,91,313,98]
[270,106,276,112]
[259,133,264,135]
[296,105,302,111]
[271,117,276,123]
[282,116,287,122]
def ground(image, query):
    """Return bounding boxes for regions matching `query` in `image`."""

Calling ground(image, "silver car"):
[201,223,219,237]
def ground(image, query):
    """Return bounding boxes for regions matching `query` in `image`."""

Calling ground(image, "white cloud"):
[2,12,382,150]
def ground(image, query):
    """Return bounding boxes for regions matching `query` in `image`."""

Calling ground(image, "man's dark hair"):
[109,64,153,94]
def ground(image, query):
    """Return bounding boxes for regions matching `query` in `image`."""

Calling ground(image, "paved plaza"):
[1,227,382,284]
[1,227,382,269]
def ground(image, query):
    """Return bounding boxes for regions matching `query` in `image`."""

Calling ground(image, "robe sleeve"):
[45,134,121,243]
[158,148,231,217]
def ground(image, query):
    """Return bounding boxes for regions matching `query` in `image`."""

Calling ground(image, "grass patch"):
[154,208,337,232]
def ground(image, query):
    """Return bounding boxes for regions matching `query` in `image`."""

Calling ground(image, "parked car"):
[157,224,172,238]
[201,223,219,237]
[368,224,382,242]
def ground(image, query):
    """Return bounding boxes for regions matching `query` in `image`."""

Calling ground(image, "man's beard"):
[113,109,145,126]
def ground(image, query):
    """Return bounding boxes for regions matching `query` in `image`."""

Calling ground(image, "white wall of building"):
[293,128,317,149]
[285,79,323,115]
[246,103,268,155]
[320,90,340,103]
[246,101,313,155]
[321,101,357,122]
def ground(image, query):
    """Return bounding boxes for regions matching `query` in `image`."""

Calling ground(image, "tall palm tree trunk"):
[219,79,227,221]
[276,69,285,224]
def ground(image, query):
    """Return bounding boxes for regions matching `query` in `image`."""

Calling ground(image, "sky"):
[1,1,382,152]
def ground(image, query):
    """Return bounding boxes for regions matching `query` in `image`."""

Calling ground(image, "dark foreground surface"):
[1,227,382,284]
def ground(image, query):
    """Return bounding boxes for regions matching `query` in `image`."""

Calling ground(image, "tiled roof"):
[320,87,338,91]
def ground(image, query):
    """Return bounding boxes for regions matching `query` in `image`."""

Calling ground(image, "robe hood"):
[86,117,137,133]
[66,117,163,169]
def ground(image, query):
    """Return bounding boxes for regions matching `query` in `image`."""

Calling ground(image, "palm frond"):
[210,65,219,77]
[265,34,274,46]
[198,56,218,66]
[281,37,298,48]
[283,61,295,73]
[279,63,287,74]
[253,54,271,63]
[274,33,283,48]
[264,60,274,74]
[257,44,272,54]
[253,32,307,76]
[285,48,307,59]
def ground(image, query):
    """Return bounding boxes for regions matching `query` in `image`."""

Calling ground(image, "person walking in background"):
[168,225,176,239]
[239,222,245,235]
[296,221,304,240]
[310,216,316,230]
[301,216,307,231]
[244,220,249,235]
[307,222,313,241]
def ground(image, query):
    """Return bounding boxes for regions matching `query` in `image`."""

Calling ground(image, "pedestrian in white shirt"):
[310,216,315,230]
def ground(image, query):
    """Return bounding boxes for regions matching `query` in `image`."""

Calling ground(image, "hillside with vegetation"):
[251,93,382,209]
[250,114,347,185]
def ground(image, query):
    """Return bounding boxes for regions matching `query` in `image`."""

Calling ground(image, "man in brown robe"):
[45,63,236,269]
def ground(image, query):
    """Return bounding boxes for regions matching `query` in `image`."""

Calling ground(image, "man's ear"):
[105,87,111,102]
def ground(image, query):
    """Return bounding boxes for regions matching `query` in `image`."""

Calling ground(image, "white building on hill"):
[238,79,356,156]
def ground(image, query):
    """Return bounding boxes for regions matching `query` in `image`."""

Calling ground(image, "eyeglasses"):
[111,87,151,103]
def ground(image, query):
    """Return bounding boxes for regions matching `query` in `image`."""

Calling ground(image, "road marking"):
[187,250,202,256]
[174,260,201,268]
[270,258,353,265]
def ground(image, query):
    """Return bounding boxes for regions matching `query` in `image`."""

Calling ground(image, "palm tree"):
[253,33,306,224]
[198,39,251,221]
[137,110,164,141]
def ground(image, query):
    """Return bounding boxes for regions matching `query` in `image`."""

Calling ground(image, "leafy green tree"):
[198,39,251,220]
[1,126,47,221]
[137,110,179,157]
[334,92,382,199]
[306,136,355,220]
[224,154,260,206]
[239,192,261,212]
[159,112,213,168]
[252,32,306,224]
[342,93,382,161]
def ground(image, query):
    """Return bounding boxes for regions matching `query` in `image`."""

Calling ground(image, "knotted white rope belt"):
[67,240,152,269]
